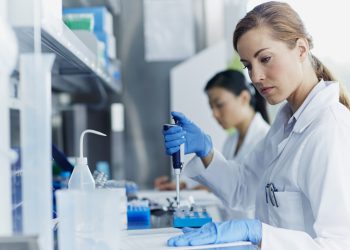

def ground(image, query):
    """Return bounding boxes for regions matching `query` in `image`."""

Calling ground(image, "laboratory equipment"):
[93,170,108,188]
[163,124,183,208]
[63,6,115,65]
[127,200,151,229]
[96,161,110,179]
[166,112,213,157]
[103,181,128,230]
[173,206,212,228]
[56,189,121,250]
[63,13,95,31]
[68,129,106,191]
[63,6,113,34]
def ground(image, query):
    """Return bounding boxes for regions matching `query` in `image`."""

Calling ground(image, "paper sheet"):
[143,0,195,61]
[121,227,252,250]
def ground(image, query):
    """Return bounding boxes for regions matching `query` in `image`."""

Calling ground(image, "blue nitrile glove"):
[163,125,186,155]
[167,219,262,247]
[163,111,213,157]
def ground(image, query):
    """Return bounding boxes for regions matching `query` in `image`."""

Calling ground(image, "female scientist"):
[155,70,270,197]
[163,1,350,249]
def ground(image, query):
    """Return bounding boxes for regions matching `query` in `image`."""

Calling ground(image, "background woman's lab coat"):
[184,81,350,250]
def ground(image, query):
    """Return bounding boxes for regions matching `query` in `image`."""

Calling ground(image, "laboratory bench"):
[0,189,257,250]
[120,190,259,250]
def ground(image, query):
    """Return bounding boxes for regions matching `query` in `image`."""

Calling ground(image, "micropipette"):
[163,124,183,207]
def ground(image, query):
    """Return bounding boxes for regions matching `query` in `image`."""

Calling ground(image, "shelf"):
[13,20,121,94]
[63,0,121,15]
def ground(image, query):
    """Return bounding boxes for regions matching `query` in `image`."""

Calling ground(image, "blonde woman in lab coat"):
[163,1,350,249]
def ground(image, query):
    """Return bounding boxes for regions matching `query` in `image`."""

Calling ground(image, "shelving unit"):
[6,1,122,248]
[63,0,121,15]
[13,20,121,94]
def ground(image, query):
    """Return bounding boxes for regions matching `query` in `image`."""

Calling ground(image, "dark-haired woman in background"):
[204,69,269,168]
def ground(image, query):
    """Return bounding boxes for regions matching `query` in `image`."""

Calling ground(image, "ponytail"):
[249,84,270,123]
[311,54,350,110]
[310,54,335,81]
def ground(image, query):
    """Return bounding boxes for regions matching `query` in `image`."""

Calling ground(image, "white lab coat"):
[184,80,350,250]
[221,113,270,163]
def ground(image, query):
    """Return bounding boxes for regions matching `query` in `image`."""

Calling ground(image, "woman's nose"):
[250,66,265,84]
[212,108,220,120]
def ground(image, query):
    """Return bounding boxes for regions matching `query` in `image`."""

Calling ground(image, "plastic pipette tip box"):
[173,208,212,228]
[127,202,151,230]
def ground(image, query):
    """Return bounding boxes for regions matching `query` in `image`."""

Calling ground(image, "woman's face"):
[237,26,304,105]
[207,87,248,129]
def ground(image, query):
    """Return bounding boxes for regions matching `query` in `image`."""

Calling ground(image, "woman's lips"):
[261,86,274,95]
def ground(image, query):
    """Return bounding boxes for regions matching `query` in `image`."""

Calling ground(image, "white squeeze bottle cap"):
[68,129,107,190]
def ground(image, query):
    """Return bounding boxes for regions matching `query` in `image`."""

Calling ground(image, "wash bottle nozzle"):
[68,129,107,191]
[78,129,107,165]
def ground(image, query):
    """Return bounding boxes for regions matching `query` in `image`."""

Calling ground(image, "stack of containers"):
[63,6,116,68]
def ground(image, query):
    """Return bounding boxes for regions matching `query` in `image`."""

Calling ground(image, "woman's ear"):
[239,90,251,105]
[296,38,309,61]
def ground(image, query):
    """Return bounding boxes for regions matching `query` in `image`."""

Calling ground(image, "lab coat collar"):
[292,80,339,133]
[265,80,339,166]
[290,80,326,123]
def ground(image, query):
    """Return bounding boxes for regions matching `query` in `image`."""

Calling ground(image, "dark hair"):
[204,69,269,123]
[233,1,350,110]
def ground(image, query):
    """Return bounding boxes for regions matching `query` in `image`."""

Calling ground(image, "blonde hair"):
[233,1,350,110]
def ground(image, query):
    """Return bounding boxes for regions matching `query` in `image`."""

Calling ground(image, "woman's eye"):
[261,56,271,63]
[243,64,252,71]
[215,102,224,109]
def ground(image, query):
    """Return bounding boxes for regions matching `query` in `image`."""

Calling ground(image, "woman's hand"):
[167,219,262,247]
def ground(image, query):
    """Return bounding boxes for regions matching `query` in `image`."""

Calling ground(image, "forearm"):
[184,149,259,210]
[261,223,350,250]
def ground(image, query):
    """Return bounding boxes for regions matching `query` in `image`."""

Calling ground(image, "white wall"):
[170,40,228,164]
[1,0,7,20]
